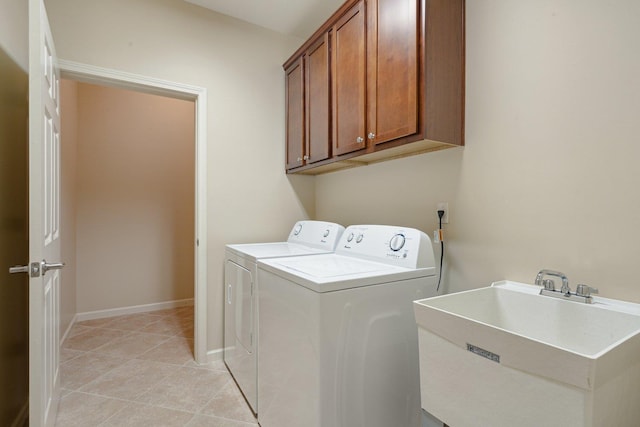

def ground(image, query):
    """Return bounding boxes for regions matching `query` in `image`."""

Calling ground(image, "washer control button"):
[389,233,406,251]
[323,229,330,238]
[346,233,354,242]
[356,234,364,243]
[293,224,303,235]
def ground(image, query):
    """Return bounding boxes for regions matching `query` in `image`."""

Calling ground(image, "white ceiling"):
[184,0,345,39]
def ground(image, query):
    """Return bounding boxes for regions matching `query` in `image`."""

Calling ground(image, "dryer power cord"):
[436,210,445,292]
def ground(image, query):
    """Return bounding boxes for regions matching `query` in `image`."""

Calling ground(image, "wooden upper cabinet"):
[285,58,304,169]
[331,0,367,157]
[367,0,419,146]
[423,0,465,146]
[283,0,465,174]
[305,33,331,164]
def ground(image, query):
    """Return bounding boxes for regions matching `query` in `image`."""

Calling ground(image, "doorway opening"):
[59,61,208,363]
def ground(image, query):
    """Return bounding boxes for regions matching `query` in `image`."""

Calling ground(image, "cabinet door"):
[285,58,304,169]
[367,0,419,145]
[332,0,366,156]
[305,33,331,163]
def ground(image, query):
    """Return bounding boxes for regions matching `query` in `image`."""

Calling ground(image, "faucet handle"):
[576,284,598,297]
[542,279,555,291]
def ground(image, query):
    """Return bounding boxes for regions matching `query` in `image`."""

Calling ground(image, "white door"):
[28,0,63,425]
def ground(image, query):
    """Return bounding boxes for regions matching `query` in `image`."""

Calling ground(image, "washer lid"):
[279,256,391,278]
[258,253,436,293]
[226,242,329,262]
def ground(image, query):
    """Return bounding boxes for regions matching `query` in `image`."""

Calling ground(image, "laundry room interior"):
[2,0,640,426]
[48,0,640,344]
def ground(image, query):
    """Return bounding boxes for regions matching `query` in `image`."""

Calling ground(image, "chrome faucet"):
[534,269,571,295]
[534,269,598,304]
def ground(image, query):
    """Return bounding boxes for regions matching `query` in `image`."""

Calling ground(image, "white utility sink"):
[414,281,640,427]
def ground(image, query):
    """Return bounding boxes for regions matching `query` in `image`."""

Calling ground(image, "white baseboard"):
[75,298,194,322]
[60,313,78,344]
[207,347,224,363]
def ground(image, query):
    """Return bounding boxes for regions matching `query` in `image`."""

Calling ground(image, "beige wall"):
[317,0,640,303]
[0,0,28,70]
[67,82,195,312]
[60,79,78,333]
[46,0,314,352]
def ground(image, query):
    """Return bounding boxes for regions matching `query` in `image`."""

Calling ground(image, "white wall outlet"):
[437,202,449,224]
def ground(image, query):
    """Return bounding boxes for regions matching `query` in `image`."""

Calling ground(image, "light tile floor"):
[57,306,258,427]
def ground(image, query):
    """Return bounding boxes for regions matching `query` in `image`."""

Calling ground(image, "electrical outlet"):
[437,202,449,224]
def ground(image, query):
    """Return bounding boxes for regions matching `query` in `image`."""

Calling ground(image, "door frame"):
[58,59,208,364]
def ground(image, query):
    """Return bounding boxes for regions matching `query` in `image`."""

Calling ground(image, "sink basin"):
[414,281,640,427]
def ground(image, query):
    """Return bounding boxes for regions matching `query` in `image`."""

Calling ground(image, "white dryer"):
[224,220,345,415]
[257,224,437,427]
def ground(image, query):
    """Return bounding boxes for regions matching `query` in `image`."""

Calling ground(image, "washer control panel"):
[336,225,435,269]
[389,233,406,252]
[287,221,346,251]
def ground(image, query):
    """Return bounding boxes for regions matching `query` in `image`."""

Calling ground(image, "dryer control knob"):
[346,233,354,242]
[323,229,330,238]
[293,224,303,235]
[389,233,406,251]
[356,234,364,243]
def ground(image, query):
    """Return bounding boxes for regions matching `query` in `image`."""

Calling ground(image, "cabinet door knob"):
[303,155,309,160]
[368,133,375,140]
[356,136,364,143]
[297,157,302,162]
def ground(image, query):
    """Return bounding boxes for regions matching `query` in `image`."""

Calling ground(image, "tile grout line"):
[57,307,256,426]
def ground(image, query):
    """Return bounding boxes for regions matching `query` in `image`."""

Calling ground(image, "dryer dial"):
[389,233,406,252]
[293,223,303,235]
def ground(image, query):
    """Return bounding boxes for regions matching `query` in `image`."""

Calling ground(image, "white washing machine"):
[224,220,345,415]
[257,224,437,427]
